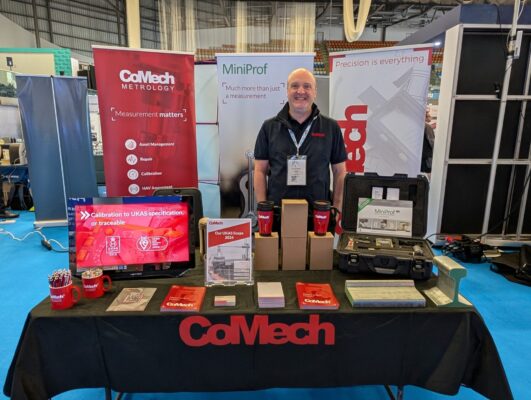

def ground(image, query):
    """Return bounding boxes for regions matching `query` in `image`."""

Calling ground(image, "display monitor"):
[68,195,195,279]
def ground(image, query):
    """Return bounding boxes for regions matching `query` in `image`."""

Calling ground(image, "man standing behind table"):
[253,68,347,219]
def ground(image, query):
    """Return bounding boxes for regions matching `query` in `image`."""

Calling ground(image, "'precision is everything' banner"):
[329,44,433,177]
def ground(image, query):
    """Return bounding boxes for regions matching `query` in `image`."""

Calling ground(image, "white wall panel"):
[199,182,221,218]
[196,124,219,182]
[194,63,218,123]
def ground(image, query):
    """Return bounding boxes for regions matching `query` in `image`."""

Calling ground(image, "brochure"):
[160,285,206,312]
[205,218,253,286]
[295,282,339,310]
[106,287,156,312]
[357,198,413,237]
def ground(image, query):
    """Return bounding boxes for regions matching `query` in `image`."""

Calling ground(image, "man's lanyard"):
[288,115,318,156]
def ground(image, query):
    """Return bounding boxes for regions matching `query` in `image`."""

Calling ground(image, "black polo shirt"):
[254,103,347,206]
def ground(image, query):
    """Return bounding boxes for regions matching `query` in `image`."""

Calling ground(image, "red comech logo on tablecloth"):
[179,314,335,347]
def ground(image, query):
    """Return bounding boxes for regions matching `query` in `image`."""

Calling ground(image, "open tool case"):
[337,173,433,280]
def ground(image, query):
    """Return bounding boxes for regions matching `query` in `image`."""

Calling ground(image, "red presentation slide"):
[75,202,189,268]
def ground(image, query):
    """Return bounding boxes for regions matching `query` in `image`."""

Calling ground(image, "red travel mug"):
[313,200,331,236]
[257,201,274,236]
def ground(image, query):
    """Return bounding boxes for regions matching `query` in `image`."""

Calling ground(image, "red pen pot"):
[82,270,112,299]
[50,283,81,310]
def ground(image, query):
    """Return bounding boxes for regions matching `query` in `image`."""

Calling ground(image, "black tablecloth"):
[4,269,513,400]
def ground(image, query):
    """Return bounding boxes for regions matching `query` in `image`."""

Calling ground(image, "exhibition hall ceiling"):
[193,0,516,30]
[0,0,519,58]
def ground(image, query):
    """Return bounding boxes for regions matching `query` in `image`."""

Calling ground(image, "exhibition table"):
[4,269,512,400]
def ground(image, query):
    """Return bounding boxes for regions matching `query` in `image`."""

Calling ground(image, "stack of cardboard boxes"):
[281,199,308,270]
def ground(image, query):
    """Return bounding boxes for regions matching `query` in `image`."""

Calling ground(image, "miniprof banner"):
[216,53,314,209]
[93,46,197,196]
[329,45,432,176]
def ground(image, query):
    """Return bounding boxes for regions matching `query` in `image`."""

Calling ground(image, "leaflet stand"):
[423,256,472,307]
[205,218,254,286]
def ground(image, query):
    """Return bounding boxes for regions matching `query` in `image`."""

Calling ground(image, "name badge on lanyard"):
[287,155,307,186]
[286,116,316,187]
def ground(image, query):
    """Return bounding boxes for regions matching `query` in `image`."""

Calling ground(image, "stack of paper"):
[214,295,236,307]
[345,280,426,308]
[257,282,285,308]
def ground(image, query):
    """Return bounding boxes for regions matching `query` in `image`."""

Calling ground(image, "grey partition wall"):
[428,24,531,242]
[399,5,531,243]
[16,75,98,227]
[53,77,98,199]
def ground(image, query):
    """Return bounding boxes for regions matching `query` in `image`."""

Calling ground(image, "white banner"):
[216,53,314,200]
[329,45,433,176]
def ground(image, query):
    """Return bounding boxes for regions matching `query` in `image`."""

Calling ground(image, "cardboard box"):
[254,232,279,270]
[308,232,334,270]
[281,199,308,237]
[281,237,307,270]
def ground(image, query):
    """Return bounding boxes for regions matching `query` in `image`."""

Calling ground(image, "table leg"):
[384,385,396,399]
[104,388,125,400]
[397,386,404,400]
[384,385,405,400]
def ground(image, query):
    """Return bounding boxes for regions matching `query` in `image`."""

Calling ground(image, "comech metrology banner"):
[329,44,432,176]
[216,53,314,209]
[93,46,197,196]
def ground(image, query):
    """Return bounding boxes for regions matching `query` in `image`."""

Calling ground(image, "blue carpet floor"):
[1,212,529,399]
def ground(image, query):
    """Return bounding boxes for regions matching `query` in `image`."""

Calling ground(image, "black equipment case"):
[337,173,433,280]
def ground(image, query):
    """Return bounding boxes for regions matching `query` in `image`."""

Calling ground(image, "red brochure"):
[160,285,206,312]
[296,282,339,310]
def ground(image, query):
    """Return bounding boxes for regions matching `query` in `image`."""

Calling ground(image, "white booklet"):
[205,218,253,286]
[357,198,413,237]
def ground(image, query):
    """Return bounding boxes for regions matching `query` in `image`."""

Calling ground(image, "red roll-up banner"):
[93,46,197,196]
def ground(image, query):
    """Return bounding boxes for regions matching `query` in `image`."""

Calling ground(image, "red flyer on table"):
[160,285,206,312]
[296,282,340,310]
